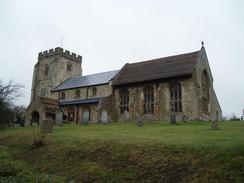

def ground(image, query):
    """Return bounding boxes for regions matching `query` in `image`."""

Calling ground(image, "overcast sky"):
[0,0,243,117]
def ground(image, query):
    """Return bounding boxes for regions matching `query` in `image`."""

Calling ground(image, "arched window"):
[75,89,80,98]
[67,63,72,71]
[144,86,154,114]
[61,92,65,100]
[202,70,209,113]
[44,64,49,75]
[170,82,182,112]
[120,89,129,114]
[92,87,97,96]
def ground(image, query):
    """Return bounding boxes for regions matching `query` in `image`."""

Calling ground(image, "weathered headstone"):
[41,120,53,133]
[101,110,108,124]
[56,111,63,126]
[170,114,176,124]
[124,110,130,122]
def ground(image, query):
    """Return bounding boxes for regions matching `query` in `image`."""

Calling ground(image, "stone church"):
[25,44,222,125]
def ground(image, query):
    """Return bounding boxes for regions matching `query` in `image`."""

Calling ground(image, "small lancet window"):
[92,87,97,96]
[61,92,65,100]
[75,89,80,98]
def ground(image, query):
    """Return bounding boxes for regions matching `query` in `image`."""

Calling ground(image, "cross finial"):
[60,37,63,47]
[201,41,204,47]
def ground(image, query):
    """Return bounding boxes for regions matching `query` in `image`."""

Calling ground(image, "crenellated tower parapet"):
[38,47,82,62]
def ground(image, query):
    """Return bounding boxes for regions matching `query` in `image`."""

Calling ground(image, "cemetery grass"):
[0,121,244,182]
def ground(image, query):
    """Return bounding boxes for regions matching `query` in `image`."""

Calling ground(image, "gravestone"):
[101,110,108,124]
[170,114,176,124]
[56,111,63,126]
[41,120,53,133]
[124,110,130,122]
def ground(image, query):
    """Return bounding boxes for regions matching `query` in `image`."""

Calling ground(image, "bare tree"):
[0,79,24,103]
[0,79,24,128]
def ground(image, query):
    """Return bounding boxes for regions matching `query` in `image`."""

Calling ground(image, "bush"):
[32,128,46,149]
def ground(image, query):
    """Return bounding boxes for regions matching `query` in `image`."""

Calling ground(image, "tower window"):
[170,82,182,112]
[144,86,154,114]
[75,89,80,98]
[67,63,72,71]
[61,92,65,100]
[44,64,49,75]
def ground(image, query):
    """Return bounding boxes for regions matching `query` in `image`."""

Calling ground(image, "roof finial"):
[201,41,204,47]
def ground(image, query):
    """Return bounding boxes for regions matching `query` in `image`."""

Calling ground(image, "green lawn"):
[0,121,244,182]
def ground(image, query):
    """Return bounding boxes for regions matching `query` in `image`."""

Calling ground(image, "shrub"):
[32,128,46,149]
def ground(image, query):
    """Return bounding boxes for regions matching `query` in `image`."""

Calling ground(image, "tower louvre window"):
[67,63,72,71]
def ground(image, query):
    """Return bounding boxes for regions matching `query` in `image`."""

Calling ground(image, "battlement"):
[38,47,82,62]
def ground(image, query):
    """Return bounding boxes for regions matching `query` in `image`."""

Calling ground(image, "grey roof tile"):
[53,70,119,91]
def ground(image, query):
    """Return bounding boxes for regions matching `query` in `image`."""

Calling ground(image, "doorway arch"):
[31,111,40,125]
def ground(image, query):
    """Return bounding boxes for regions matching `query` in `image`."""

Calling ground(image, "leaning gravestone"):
[41,120,54,133]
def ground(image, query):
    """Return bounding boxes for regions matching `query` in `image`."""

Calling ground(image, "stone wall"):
[113,77,199,122]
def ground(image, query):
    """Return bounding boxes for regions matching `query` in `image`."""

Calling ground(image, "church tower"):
[30,47,82,101]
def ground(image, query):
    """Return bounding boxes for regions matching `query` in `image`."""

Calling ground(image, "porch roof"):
[59,97,103,106]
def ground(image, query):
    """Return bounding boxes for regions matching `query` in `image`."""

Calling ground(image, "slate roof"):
[112,50,200,86]
[59,97,103,106]
[53,70,119,91]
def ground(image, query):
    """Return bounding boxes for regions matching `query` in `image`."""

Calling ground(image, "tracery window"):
[170,82,182,112]
[120,89,129,114]
[202,70,209,113]
[75,89,80,98]
[61,92,65,100]
[144,86,154,114]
